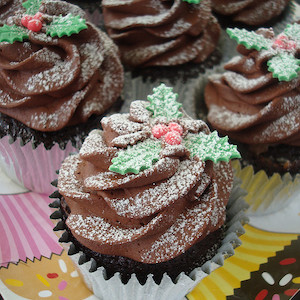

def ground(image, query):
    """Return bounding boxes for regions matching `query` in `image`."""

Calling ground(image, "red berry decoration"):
[287,40,297,50]
[33,12,43,20]
[27,19,43,32]
[21,15,33,27]
[164,131,182,145]
[168,122,183,135]
[273,34,296,51]
[152,124,168,139]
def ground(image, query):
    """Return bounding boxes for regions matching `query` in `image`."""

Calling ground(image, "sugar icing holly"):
[227,24,300,81]
[0,0,87,43]
[110,84,241,175]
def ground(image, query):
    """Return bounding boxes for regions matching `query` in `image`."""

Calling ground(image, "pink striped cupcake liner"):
[0,192,62,267]
[0,136,78,195]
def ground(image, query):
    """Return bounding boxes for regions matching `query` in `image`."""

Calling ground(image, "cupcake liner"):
[0,136,78,195]
[51,177,249,300]
[233,160,300,216]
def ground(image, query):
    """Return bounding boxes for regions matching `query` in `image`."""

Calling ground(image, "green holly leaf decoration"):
[182,0,202,3]
[109,139,162,175]
[0,25,29,44]
[22,0,41,15]
[46,14,87,38]
[284,23,300,43]
[226,28,271,51]
[184,131,241,163]
[146,84,182,121]
[267,53,300,81]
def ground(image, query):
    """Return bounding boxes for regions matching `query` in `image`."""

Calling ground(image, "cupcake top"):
[0,0,123,132]
[211,0,291,26]
[205,24,300,149]
[102,0,220,67]
[58,84,240,264]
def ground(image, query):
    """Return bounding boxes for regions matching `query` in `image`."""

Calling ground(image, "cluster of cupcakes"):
[0,0,298,299]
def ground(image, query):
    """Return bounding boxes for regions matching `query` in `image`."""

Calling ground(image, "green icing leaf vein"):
[184,131,241,163]
[267,53,300,81]
[46,14,87,38]
[146,84,182,121]
[0,25,29,44]
[109,139,162,175]
[226,28,271,51]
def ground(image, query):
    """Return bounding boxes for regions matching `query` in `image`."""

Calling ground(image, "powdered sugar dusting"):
[139,177,226,263]
[254,95,300,142]
[102,114,144,135]
[58,155,89,200]
[100,159,204,218]
[67,213,164,245]
[224,71,270,92]
[208,104,257,129]
[84,157,179,191]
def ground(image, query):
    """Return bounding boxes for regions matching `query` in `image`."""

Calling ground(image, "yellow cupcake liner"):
[232,160,300,216]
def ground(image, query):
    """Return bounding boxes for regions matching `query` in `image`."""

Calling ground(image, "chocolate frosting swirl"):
[211,0,290,26]
[58,100,234,264]
[0,0,123,132]
[0,0,22,25]
[102,0,220,67]
[205,28,300,149]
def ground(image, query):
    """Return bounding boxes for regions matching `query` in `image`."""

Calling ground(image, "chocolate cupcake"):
[102,0,221,83]
[51,84,248,299]
[204,24,300,175]
[0,0,123,193]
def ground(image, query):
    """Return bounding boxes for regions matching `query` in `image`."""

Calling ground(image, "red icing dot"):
[168,122,183,135]
[47,273,59,279]
[284,289,298,296]
[287,40,297,50]
[27,19,43,32]
[255,289,268,300]
[152,124,168,139]
[277,34,288,41]
[273,34,296,50]
[280,258,296,265]
[164,131,182,145]
[33,12,43,20]
[21,15,33,27]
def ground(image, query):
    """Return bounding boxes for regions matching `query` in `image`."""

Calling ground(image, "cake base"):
[59,197,225,285]
[237,143,300,176]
